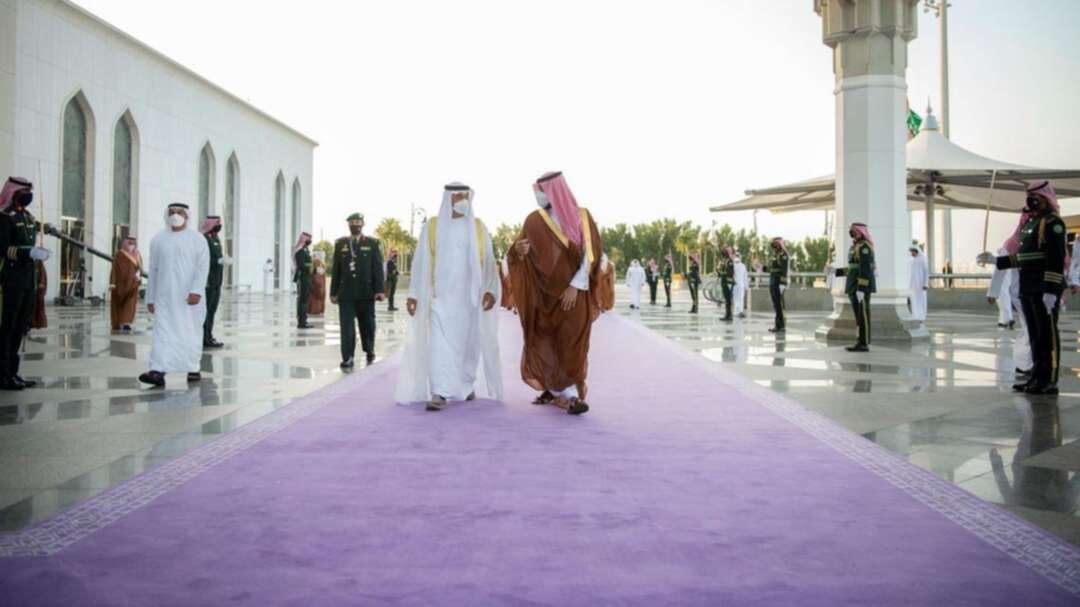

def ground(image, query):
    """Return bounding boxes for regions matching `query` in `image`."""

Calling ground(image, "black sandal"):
[566,399,590,416]
[532,390,555,405]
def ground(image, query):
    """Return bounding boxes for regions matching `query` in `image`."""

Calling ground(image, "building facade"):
[0,0,317,298]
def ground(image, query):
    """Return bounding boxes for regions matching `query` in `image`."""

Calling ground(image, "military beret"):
[347,212,364,222]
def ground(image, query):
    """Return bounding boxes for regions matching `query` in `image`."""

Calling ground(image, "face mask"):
[349,225,362,236]
[1025,196,1041,212]
[452,200,470,215]
[13,191,32,207]
[211,224,222,234]
[849,231,857,239]
[169,213,186,228]
[535,190,550,209]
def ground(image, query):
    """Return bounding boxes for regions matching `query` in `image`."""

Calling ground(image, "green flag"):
[907,108,923,139]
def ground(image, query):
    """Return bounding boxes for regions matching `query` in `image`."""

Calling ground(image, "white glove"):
[779,285,786,295]
[1043,293,1058,314]
[223,256,233,265]
[29,246,50,261]
[856,291,865,302]
[976,251,995,265]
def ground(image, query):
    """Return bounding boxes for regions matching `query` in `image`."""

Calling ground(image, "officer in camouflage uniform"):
[0,177,51,391]
[331,213,384,368]
[717,245,735,322]
[293,231,314,329]
[768,237,789,333]
[839,223,875,352]
[984,181,1067,395]
[202,216,225,348]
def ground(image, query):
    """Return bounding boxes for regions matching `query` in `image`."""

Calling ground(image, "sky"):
[74,0,1080,267]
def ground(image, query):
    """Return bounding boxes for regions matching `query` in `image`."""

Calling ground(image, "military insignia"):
[861,246,870,255]
[1053,224,1064,234]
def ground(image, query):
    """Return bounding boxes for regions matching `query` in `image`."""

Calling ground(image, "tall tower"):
[814,0,927,342]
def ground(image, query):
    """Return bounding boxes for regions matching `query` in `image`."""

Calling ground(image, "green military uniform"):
[687,260,701,314]
[844,240,876,349]
[0,200,41,389]
[331,214,384,366]
[294,244,313,328]
[385,256,399,311]
[717,254,735,321]
[995,203,1067,393]
[768,245,789,331]
[662,263,673,307]
[203,225,224,346]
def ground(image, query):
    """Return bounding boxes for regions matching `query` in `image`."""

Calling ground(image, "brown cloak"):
[597,262,615,312]
[508,207,603,399]
[308,258,327,315]
[499,260,515,310]
[31,261,47,329]
[110,250,142,329]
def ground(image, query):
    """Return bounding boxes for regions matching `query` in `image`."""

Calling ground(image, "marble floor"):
[1,286,1078,547]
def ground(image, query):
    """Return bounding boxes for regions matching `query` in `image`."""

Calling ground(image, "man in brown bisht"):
[597,254,615,312]
[307,250,327,316]
[509,171,603,416]
[109,236,142,331]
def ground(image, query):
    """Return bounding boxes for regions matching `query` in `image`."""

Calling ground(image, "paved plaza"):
[1,286,1078,550]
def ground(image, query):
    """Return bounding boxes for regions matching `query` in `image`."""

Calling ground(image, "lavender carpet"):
[1,312,1078,606]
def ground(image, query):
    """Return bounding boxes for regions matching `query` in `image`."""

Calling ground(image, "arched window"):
[60,91,95,300]
[274,172,285,289]
[225,153,239,287]
[112,110,139,254]
[291,178,302,237]
[198,143,216,220]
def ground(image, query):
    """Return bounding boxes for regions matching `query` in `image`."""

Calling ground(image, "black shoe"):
[388,307,398,312]
[187,372,202,383]
[1012,379,1035,392]
[297,323,314,329]
[1008,321,1016,330]
[203,340,224,349]
[340,357,355,370]
[0,376,24,391]
[138,371,166,387]
[566,399,590,416]
[1015,368,1032,376]
[845,344,869,352]
[768,327,784,333]
[721,316,733,322]
[690,308,698,314]
[664,304,671,308]
[426,396,447,411]
[1025,383,1059,396]
[366,353,376,365]
[13,376,36,388]
[997,323,1007,328]
[466,392,476,401]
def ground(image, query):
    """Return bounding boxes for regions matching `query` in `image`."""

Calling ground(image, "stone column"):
[814,0,928,342]
[0,0,17,178]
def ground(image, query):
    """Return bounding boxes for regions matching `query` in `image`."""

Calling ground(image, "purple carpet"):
[1,312,1078,606]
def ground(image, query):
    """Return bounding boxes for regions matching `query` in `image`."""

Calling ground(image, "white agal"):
[146,213,210,373]
[396,187,502,404]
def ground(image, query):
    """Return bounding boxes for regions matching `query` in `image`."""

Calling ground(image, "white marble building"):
[0,0,317,298]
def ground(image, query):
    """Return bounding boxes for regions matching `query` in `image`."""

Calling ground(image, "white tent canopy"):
[711,110,1080,267]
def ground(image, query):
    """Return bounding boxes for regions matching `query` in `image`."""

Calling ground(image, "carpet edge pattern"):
[614,314,1080,596]
[0,368,381,558]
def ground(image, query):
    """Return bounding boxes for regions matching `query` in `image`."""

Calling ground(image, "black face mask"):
[349,225,362,236]
[13,191,32,207]
[850,231,857,239]
[1025,196,1041,212]
[211,224,222,234]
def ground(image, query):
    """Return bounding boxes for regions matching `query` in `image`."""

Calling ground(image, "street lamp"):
[924,0,952,271]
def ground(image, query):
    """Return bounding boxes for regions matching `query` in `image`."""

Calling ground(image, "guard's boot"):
[13,375,37,388]
[845,343,869,353]
[138,370,166,388]
[0,376,24,391]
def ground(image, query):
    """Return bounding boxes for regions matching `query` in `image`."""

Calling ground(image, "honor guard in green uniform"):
[838,223,876,352]
[646,259,659,305]
[983,181,1067,395]
[0,177,51,391]
[687,253,702,314]
[385,250,400,311]
[768,237,789,333]
[201,216,225,348]
[293,231,314,329]
[662,256,673,307]
[717,246,735,322]
[331,213,385,368]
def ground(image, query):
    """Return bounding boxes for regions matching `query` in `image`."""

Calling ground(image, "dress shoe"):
[13,376,36,388]
[1025,382,1059,396]
[566,399,590,416]
[768,327,784,333]
[0,376,24,391]
[340,357,355,370]
[845,344,869,352]
[297,323,314,329]
[187,372,201,382]
[138,371,166,387]
[426,395,447,411]
[366,352,376,365]
[1015,368,1032,376]
[1012,379,1035,392]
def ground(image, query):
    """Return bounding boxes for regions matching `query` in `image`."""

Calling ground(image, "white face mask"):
[452,200,470,215]
[535,190,550,209]
[169,213,186,228]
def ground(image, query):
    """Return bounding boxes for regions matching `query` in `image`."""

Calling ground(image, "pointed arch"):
[198,142,216,220]
[274,171,286,289]
[291,177,302,237]
[224,152,240,287]
[111,109,140,253]
[60,89,96,299]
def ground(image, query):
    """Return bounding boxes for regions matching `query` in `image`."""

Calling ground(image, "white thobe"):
[989,261,1030,370]
[989,265,1014,325]
[909,254,929,321]
[263,262,274,295]
[626,265,645,307]
[147,228,210,373]
[430,218,488,400]
[733,262,748,315]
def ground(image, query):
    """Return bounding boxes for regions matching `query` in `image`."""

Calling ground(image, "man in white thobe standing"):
[908,245,929,322]
[396,183,501,411]
[625,259,645,309]
[139,203,210,387]
[989,246,1014,329]
[733,254,748,318]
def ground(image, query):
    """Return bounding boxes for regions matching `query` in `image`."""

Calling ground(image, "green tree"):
[313,240,335,276]
[375,217,417,271]
[491,223,522,259]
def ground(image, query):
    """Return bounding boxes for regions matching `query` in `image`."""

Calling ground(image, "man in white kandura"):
[396,182,502,411]
[733,254,748,318]
[908,244,929,322]
[139,203,210,387]
[625,259,645,309]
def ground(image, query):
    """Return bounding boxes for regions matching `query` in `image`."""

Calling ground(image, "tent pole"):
[926,180,937,275]
[981,170,999,255]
